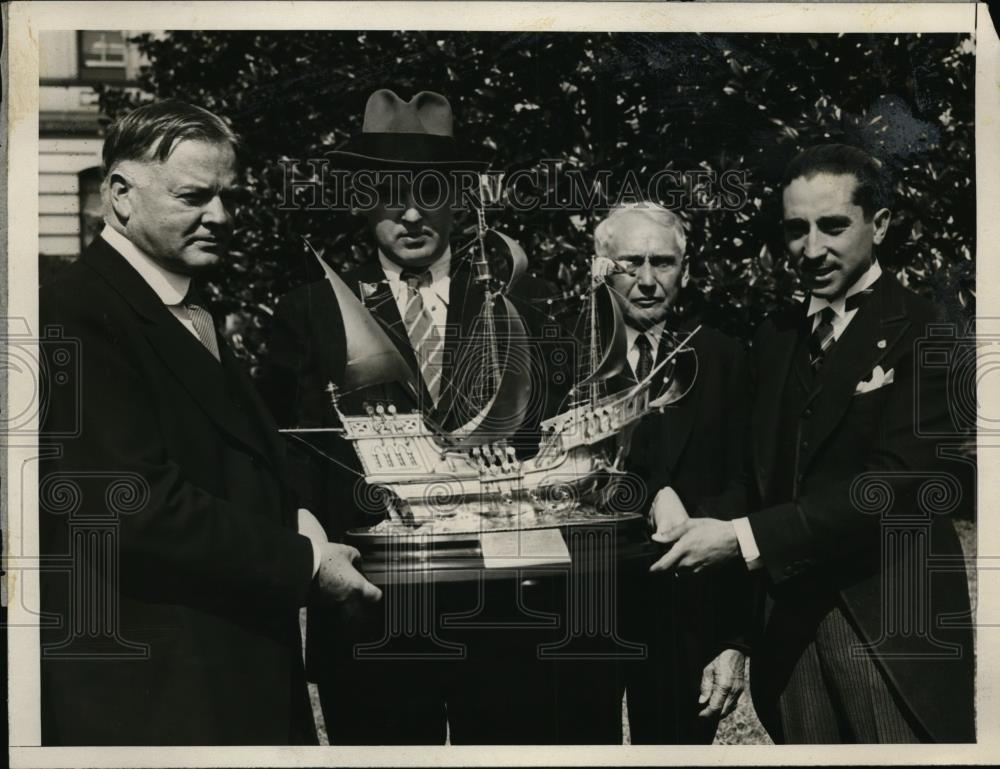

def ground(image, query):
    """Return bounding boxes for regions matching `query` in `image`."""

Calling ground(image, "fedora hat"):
[327,89,490,170]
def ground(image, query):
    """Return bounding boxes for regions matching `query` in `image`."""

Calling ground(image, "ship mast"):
[472,182,500,403]
[588,264,600,409]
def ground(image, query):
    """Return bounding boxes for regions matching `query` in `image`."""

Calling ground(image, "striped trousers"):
[760,602,927,743]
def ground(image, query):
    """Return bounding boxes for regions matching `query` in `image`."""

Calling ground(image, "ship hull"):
[339,384,653,533]
[345,510,656,585]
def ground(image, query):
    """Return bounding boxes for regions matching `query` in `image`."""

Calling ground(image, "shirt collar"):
[100,224,190,306]
[806,259,882,318]
[626,321,665,351]
[378,247,452,286]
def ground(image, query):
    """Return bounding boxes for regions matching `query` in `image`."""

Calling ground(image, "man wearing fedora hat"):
[262,89,574,744]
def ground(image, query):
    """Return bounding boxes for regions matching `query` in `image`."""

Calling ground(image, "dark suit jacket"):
[747,273,974,743]
[260,254,572,677]
[624,322,755,660]
[39,237,316,745]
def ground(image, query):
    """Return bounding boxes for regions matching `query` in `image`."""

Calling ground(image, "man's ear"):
[107,170,134,224]
[680,258,690,288]
[871,207,891,245]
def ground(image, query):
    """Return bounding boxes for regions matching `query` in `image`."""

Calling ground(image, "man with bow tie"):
[568,203,755,744]
[652,145,974,743]
[263,89,568,744]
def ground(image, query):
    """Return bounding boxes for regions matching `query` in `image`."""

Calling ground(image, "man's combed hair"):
[594,201,687,258]
[101,99,239,176]
[782,143,892,220]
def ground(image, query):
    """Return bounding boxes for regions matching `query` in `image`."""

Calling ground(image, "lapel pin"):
[877,339,887,349]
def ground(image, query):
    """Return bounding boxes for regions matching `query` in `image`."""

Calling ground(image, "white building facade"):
[39,31,149,260]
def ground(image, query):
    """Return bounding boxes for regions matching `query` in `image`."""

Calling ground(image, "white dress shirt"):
[101,224,324,577]
[626,321,665,380]
[100,225,201,343]
[806,259,883,340]
[378,247,451,329]
[734,259,883,571]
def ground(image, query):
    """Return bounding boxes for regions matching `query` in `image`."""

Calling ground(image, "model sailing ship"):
[301,210,700,540]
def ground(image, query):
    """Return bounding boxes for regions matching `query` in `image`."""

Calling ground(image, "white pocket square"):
[855,365,894,394]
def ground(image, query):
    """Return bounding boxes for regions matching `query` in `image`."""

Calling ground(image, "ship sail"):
[439,294,532,448]
[484,229,528,291]
[646,326,701,409]
[307,241,420,397]
[577,282,628,387]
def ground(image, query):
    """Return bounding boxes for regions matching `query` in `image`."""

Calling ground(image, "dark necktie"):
[400,268,444,403]
[182,287,220,362]
[634,333,654,382]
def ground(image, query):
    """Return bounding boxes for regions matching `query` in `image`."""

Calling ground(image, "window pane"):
[79,31,128,83]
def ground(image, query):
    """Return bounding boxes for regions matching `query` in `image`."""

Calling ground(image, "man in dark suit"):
[262,89,571,744]
[652,144,974,743]
[39,100,381,746]
[568,204,753,743]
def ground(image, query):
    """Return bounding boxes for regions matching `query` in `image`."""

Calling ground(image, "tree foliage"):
[98,31,975,369]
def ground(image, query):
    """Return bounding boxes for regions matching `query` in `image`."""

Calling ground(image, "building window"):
[79,167,103,250]
[78,31,128,83]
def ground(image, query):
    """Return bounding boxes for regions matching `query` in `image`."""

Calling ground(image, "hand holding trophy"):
[649,486,690,544]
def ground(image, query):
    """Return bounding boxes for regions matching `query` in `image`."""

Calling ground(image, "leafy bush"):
[98,31,975,370]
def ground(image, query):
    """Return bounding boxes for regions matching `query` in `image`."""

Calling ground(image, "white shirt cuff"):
[732,517,764,571]
[310,540,322,578]
[297,508,326,578]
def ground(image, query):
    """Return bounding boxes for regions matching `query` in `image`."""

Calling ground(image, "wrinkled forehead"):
[111,138,238,189]
[603,211,684,255]
[157,139,239,184]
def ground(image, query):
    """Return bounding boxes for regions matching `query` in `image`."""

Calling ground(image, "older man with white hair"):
[570,202,757,744]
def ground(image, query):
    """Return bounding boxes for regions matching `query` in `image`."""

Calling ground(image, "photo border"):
[6,2,998,766]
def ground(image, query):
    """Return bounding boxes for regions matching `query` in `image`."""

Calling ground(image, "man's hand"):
[591,255,623,280]
[698,648,746,719]
[650,518,740,573]
[650,486,689,540]
[314,542,383,605]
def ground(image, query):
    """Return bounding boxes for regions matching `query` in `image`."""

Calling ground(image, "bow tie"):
[809,284,877,319]
[400,268,433,290]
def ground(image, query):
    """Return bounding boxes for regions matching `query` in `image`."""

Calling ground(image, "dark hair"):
[101,99,239,176]
[781,144,891,220]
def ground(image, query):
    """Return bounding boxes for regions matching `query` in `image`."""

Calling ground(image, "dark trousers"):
[315,574,566,745]
[623,659,719,744]
[547,569,721,745]
[621,571,720,745]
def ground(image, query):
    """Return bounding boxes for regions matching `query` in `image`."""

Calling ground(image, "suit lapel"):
[753,307,801,500]
[799,275,909,470]
[345,259,431,406]
[82,239,276,467]
[220,342,287,470]
[652,324,700,472]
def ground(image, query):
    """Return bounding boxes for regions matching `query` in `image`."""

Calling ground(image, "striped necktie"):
[400,268,444,404]
[182,287,221,362]
[808,286,875,372]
